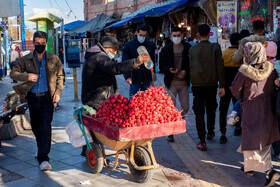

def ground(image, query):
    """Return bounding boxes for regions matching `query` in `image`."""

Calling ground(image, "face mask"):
[172,37,181,44]
[35,45,46,54]
[137,35,146,43]
[108,52,115,59]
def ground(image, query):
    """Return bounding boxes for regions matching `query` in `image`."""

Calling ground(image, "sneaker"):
[167,135,174,142]
[272,154,280,161]
[265,169,280,186]
[196,140,207,151]
[227,114,240,126]
[240,166,254,177]
[40,161,52,171]
[206,132,215,140]
[234,127,242,136]
[219,135,227,144]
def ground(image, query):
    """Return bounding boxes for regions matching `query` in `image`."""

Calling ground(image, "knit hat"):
[264,41,277,63]
[101,35,119,49]
[276,28,280,41]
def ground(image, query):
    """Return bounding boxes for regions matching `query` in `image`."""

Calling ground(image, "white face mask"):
[172,37,181,44]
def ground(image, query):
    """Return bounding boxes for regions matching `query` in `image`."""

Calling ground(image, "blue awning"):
[56,20,87,31]
[68,13,117,34]
[105,0,200,29]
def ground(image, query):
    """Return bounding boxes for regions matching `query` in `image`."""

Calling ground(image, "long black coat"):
[82,44,138,109]
[159,41,191,89]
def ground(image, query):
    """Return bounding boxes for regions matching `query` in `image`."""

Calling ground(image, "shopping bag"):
[66,120,92,147]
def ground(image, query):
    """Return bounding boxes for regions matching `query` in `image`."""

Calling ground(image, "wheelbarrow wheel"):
[128,146,153,183]
[86,142,104,174]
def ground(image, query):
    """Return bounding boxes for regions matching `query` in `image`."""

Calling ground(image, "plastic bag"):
[66,120,93,147]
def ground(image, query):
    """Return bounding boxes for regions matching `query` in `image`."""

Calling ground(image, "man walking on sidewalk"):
[9,45,19,83]
[219,32,242,144]
[10,31,65,170]
[122,24,155,98]
[159,27,191,142]
[189,24,226,151]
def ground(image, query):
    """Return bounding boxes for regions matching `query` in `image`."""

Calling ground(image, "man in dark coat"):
[81,35,149,156]
[159,27,191,142]
[82,35,149,109]
[189,24,226,151]
[122,24,155,98]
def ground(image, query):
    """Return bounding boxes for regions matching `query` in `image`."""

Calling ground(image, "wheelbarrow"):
[80,114,186,183]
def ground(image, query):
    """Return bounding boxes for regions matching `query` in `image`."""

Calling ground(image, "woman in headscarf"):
[231,42,280,186]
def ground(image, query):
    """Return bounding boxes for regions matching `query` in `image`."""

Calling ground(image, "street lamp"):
[178,24,182,28]
[160,33,163,38]
[187,26,191,31]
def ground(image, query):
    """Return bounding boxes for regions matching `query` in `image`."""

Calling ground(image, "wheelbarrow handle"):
[76,112,93,150]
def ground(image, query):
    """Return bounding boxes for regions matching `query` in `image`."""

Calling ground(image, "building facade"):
[84,0,168,21]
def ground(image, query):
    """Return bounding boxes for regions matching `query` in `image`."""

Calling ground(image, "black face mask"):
[35,45,46,54]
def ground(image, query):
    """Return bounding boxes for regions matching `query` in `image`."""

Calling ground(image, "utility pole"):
[20,0,26,51]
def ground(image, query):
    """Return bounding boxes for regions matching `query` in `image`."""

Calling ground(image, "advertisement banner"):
[0,0,20,18]
[217,1,237,50]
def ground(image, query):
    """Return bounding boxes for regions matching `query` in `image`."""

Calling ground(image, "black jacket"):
[82,43,139,109]
[159,41,191,89]
[122,36,155,84]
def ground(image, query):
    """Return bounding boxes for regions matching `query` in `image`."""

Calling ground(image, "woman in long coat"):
[231,42,280,186]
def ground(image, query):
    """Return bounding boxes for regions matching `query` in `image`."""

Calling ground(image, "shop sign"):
[217,1,237,50]
[209,27,218,43]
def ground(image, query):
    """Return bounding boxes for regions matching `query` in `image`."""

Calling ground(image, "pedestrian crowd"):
[7,20,280,186]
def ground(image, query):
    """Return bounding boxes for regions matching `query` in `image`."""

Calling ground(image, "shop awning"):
[68,13,117,34]
[56,20,87,31]
[105,0,200,29]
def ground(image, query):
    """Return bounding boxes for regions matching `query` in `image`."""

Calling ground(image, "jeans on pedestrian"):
[167,84,189,117]
[129,82,151,99]
[232,99,241,117]
[192,86,218,141]
[27,92,54,164]
[272,117,280,155]
[219,86,238,134]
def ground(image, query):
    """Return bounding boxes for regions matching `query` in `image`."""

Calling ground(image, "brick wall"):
[84,0,160,21]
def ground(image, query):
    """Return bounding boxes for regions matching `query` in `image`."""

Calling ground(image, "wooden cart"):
[82,115,186,183]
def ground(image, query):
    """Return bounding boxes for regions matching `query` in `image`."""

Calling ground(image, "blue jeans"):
[233,99,241,118]
[129,83,151,99]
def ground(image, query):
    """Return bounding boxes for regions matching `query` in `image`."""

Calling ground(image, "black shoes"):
[197,140,207,151]
[167,135,174,142]
[234,127,242,136]
[219,135,227,144]
[206,132,215,140]
[240,166,254,177]
[265,169,280,186]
